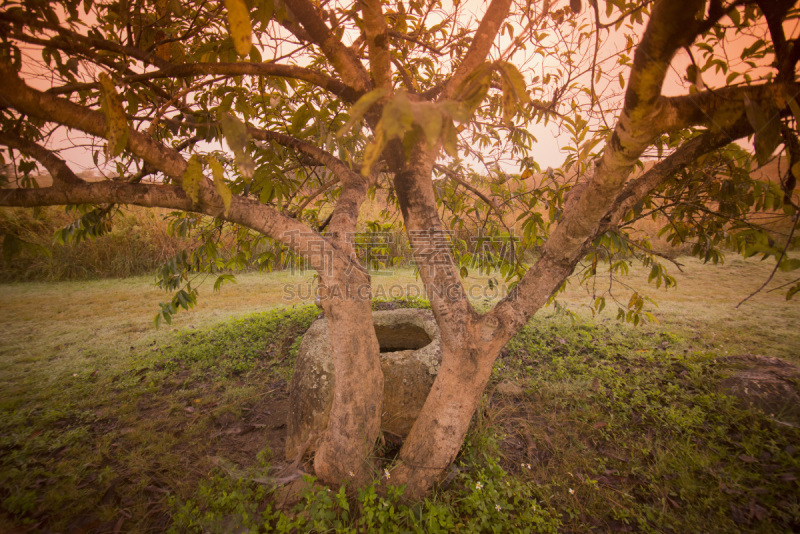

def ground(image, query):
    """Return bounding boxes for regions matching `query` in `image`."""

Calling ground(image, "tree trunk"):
[313,266,384,486]
[390,320,509,498]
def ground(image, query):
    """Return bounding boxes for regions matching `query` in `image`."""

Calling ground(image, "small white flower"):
[569,488,575,495]
[384,468,391,479]
[349,471,355,477]
[495,504,501,511]
[72,373,78,377]
[475,481,483,490]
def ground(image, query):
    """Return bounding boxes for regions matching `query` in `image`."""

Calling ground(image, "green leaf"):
[208,157,232,216]
[213,274,237,292]
[497,62,530,105]
[380,92,414,141]
[779,258,800,272]
[182,154,204,203]
[249,45,262,63]
[442,120,459,158]
[411,102,443,150]
[290,103,312,135]
[743,94,781,165]
[709,103,743,133]
[98,73,129,157]
[455,62,493,115]
[361,128,386,177]
[219,111,248,154]
[439,100,472,123]
[785,90,800,124]
[225,0,253,57]
[336,87,390,138]
[594,296,605,313]
[219,112,255,179]
[786,281,800,300]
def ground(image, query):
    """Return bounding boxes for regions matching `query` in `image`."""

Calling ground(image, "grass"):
[0,206,193,281]
[0,256,798,531]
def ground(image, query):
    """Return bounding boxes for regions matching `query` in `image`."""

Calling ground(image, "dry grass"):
[556,255,800,362]
[1,254,797,396]
[0,206,192,281]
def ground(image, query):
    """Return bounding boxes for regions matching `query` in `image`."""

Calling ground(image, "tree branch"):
[736,209,799,307]
[249,125,370,243]
[0,178,338,272]
[361,0,392,89]
[0,63,187,179]
[247,127,360,186]
[284,0,371,92]
[392,146,473,345]
[603,118,755,229]
[0,133,84,186]
[488,0,708,333]
[441,0,513,100]
[291,177,338,217]
[659,81,798,133]
[0,11,173,70]
[46,63,361,102]
[433,164,502,215]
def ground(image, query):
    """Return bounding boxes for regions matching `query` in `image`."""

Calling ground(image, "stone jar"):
[285,308,441,460]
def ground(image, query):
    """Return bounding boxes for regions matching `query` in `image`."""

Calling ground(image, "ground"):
[0,257,799,532]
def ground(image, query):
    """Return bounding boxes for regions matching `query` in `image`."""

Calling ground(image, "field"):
[1,256,799,532]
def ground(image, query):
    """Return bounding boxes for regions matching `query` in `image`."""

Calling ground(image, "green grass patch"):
[484,319,800,532]
[0,281,798,532]
[0,305,318,532]
[162,305,319,377]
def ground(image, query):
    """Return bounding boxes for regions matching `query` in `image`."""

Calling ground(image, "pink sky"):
[12,1,794,178]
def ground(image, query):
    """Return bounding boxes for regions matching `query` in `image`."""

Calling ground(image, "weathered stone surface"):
[286,308,441,460]
[719,354,800,425]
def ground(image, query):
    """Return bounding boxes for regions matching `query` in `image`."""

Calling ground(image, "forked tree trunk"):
[312,267,384,486]
[390,322,510,498]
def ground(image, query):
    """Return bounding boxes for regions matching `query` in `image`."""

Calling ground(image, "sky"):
[11,0,795,180]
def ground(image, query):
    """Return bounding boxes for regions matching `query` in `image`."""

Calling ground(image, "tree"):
[1,0,798,499]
